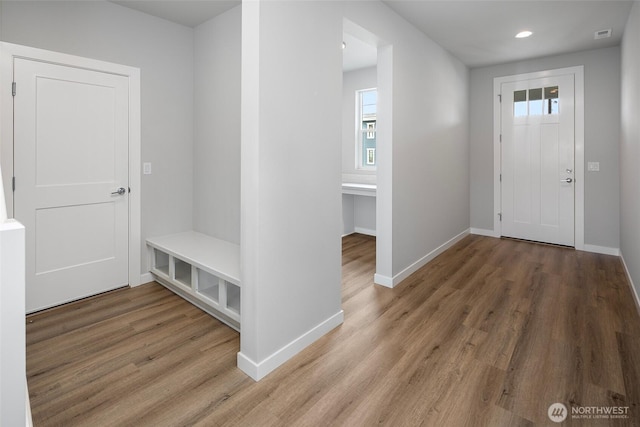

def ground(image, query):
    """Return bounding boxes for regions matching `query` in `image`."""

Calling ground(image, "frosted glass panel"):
[514,90,527,117]
[544,86,559,115]
[529,88,543,116]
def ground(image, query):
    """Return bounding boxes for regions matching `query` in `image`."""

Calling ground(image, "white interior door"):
[501,74,575,246]
[14,58,130,312]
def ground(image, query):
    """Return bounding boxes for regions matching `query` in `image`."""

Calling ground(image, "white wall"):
[342,66,376,181]
[193,6,241,244]
[342,194,355,235]
[354,195,376,235]
[343,2,470,282]
[620,1,640,298]
[0,219,26,426]
[0,1,195,274]
[470,47,621,250]
[240,0,344,380]
[342,194,376,236]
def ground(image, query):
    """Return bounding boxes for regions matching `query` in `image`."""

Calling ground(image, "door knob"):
[111,187,126,195]
[560,178,573,183]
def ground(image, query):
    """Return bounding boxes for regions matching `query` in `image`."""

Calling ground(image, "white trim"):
[0,220,26,426]
[582,244,620,256]
[237,310,344,381]
[574,68,585,251]
[470,227,499,238]
[375,229,469,288]
[621,252,640,316]
[374,42,393,292]
[128,67,142,287]
[140,272,154,285]
[25,380,32,427]
[354,226,376,237]
[374,273,393,288]
[493,66,584,249]
[0,42,141,289]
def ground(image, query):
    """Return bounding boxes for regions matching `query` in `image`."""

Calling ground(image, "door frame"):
[0,42,141,288]
[493,66,584,250]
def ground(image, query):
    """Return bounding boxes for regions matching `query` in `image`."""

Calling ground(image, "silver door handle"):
[560,178,573,183]
[111,187,126,195]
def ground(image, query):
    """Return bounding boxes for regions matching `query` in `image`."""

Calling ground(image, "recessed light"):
[515,31,533,39]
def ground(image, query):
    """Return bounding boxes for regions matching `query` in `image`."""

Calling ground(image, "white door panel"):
[14,58,129,312]
[501,75,575,246]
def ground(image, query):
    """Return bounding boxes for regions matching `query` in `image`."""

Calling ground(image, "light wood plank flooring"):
[27,234,640,426]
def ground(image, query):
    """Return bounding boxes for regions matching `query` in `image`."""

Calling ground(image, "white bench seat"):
[146,231,240,331]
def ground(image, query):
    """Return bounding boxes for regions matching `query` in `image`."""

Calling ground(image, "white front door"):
[13,58,130,312]
[501,74,575,246]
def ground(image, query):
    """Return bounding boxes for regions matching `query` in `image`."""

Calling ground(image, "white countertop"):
[342,183,376,197]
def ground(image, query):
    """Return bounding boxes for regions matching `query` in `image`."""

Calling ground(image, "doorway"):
[341,29,377,238]
[493,67,585,249]
[341,19,393,287]
[0,42,141,312]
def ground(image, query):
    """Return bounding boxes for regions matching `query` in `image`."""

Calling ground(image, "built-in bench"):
[146,231,240,331]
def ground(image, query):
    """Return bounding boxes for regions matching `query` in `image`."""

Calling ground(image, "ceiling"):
[342,32,377,72]
[383,0,634,68]
[111,0,635,69]
[110,0,240,27]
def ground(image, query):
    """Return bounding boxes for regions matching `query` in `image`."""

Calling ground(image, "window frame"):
[355,87,377,171]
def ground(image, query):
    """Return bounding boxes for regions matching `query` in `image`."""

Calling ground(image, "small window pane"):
[529,88,542,100]
[357,88,377,168]
[544,86,558,99]
[544,86,559,114]
[366,148,376,165]
[361,91,377,117]
[514,90,527,117]
[529,88,543,115]
[366,122,376,139]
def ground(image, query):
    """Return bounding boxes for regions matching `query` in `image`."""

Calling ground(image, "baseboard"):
[237,310,344,381]
[354,227,376,237]
[375,229,470,289]
[583,244,620,256]
[25,379,33,427]
[470,227,499,238]
[620,252,640,316]
[139,272,154,285]
[374,273,393,288]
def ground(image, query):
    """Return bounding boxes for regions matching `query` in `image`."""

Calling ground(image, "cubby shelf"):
[146,231,240,331]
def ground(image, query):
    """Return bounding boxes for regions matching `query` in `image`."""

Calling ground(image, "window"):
[357,88,377,169]
[513,86,559,117]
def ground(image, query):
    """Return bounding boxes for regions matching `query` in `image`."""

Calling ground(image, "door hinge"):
[12,82,16,97]
[499,134,502,143]
[498,212,502,221]
[12,176,15,192]
[500,173,502,182]
[498,94,502,103]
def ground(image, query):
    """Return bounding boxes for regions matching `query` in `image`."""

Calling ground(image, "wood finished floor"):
[27,234,640,426]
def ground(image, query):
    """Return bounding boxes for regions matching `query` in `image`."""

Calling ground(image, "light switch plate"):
[143,162,152,175]
[587,162,600,172]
